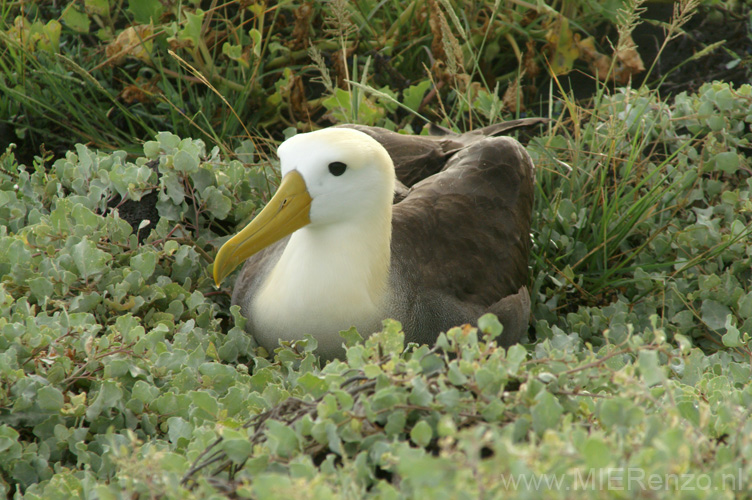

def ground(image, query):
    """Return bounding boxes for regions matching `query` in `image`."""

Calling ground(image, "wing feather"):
[389,136,535,341]
[337,118,544,187]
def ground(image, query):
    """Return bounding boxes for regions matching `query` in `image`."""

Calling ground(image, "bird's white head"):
[278,128,395,227]
[213,127,395,286]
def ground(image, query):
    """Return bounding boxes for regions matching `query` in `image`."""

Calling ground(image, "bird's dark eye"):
[328,161,347,176]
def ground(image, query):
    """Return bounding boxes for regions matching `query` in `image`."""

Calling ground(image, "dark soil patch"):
[634,3,752,96]
[538,3,751,105]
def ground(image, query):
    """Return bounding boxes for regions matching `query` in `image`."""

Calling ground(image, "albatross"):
[213,120,541,359]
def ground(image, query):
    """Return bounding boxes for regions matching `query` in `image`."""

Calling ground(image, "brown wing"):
[230,237,289,316]
[389,135,534,335]
[337,118,545,187]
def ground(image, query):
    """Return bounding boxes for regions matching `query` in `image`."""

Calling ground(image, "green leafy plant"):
[2,74,752,493]
[528,81,752,354]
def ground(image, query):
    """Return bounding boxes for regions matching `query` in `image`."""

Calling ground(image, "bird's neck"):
[251,207,392,353]
[279,215,392,302]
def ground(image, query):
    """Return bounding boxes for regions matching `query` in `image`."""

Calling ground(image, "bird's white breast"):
[249,220,390,357]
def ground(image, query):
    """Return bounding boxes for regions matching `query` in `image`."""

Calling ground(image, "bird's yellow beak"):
[213,170,312,286]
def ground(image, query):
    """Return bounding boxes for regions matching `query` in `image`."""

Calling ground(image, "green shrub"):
[1,79,751,497]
